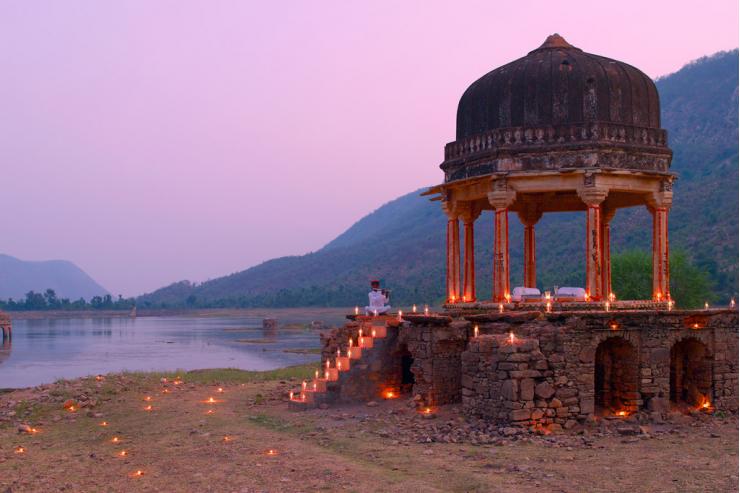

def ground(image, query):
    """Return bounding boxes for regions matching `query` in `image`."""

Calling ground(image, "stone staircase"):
[288,315,396,410]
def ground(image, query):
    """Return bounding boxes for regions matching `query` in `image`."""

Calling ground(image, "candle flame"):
[217,387,224,393]
[605,301,610,312]
[731,298,736,308]
[143,396,152,402]
[111,437,121,443]
[498,303,504,313]
[324,370,329,379]
[95,375,105,382]
[315,370,319,379]
[118,450,128,457]
[354,306,359,315]
[412,304,417,313]
[509,332,515,344]
[265,449,278,456]
[132,470,144,477]
[14,446,25,454]
[223,436,232,442]
[289,391,294,400]
[206,409,215,415]
[705,302,709,310]
[397,310,402,321]
[372,329,377,337]
[546,302,552,313]
[144,405,153,412]
[473,325,479,338]
[100,421,109,427]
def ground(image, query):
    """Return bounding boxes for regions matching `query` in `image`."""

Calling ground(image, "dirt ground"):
[0,366,737,493]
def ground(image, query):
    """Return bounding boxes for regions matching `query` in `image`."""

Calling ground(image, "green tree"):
[611,249,715,308]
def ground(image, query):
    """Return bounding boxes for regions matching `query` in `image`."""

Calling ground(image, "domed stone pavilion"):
[295,35,737,428]
[427,34,674,304]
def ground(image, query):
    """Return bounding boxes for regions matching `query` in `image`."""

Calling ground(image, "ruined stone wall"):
[399,319,469,405]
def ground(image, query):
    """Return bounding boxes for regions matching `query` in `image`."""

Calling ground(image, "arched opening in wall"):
[670,338,712,409]
[594,337,639,415]
[398,344,415,394]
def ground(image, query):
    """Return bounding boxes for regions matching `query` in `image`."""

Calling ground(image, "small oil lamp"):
[118,450,128,457]
[610,322,619,330]
[604,301,610,312]
[265,449,279,456]
[667,300,674,311]
[354,306,359,315]
[100,421,109,427]
[206,409,215,415]
[609,292,616,302]
[544,291,551,301]
[14,446,25,454]
[132,470,145,477]
[656,292,662,302]
[504,293,511,304]
[462,295,467,303]
[704,302,709,310]
[111,436,121,444]
[223,436,232,442]
[143,396,152,402]
[373,309,379,317]
[314,370,319,380]
[498,303,504,313]
[731,298,736,308]
[424,304,429,315]
[509,332,515,345]
[95,375,105,382]
[217,387,224,393]
[144,405,153,412]
[371,329,377,337]
[450,295,456,303]
[205,396,217,404]
[397,310,403,321]
[473,325,479,338]
[546,302,552,313]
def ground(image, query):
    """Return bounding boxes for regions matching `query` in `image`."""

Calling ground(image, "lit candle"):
[326,360,330,369]
[412,304,417,313]
[504,293,511,304]
[498,303,504,313]
[609,292,616,302]
[667,300,674,311]
[731,298,736,308]
[132,470,145,477]
[143,396,152,402]
[315,370,319,380]
[348,338,353,348]
[111,437,121,444]
[289,391,294,400]
[144,405,153,412]
[100,421,108,427]
[584,292,590,302]
[301,380,307,391]
[544,291,551,301]
[462,295,467,303]
[359,328,363,338]
[546,302,552,313]
[397,310,403,321]
[373,309,378,317]
[217,387,224,393]
[312,382,317,391]
[354,306,359,315]
[656,292,662,302]
[509,332,515,344]
[704,302,709,310]
[450,295,456,303]
[604,301,610,312]
[265,449,278,456]
[473,325,479,338]
[223,436,232,442]
[372,329,377,337]
[118,450,128,457]
[424,305,429,315]
[14,446,25,454]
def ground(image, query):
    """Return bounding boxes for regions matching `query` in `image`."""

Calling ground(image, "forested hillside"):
[139,50,738,308]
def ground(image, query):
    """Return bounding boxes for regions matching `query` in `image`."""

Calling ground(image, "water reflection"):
[2,316,321,389]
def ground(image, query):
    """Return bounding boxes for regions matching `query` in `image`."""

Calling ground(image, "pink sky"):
[1,1,737,296]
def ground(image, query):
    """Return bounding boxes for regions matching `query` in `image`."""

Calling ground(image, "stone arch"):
[594,336,639,415]
[397,343,415,393]
[670,338,713,409]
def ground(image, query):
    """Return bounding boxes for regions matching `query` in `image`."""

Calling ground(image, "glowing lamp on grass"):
[67,405,77,413]
[143,396,152,402]
[223,436,232,443]
[131,470,145,478]
[265,449,279,456]
[14,446,25,454]
[473,325,479,338]
[144,405,153,412]
[118,450,128,457]
[111,437,121,444]
[217,387,224,393]
[100,421,109,427]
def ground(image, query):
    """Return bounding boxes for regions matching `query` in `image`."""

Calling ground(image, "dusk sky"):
[1,1,737,296]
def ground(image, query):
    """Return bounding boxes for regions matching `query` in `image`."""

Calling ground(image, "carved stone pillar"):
[488,181,516,302]
[442,201,461,303]
[458,203,482,302]
[600,207,616,299]
[649,184,673,300]
[517,204,543,289]
[578,185,609,301]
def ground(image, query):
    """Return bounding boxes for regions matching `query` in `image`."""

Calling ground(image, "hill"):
[0,254,109,300]
[138,50,739,308]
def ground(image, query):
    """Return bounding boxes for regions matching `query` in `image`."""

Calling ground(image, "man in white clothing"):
[365,280,391,315]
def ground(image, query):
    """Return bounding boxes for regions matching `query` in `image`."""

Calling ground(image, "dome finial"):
[537,33,576,50]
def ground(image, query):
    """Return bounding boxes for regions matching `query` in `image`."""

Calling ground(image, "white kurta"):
[365,290,391,315]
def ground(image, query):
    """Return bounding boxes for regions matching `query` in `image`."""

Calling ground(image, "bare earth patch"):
[0,367,736,492]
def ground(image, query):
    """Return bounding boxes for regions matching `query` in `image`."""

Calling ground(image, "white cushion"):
[511,287,542,301]
[556,287,586,299]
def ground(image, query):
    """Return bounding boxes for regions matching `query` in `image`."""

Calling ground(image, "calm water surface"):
[0,316,321,388]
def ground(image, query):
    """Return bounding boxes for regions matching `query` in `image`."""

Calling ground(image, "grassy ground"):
[0,366,737,492]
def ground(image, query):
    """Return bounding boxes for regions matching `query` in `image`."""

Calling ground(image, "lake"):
[0,315,326,389]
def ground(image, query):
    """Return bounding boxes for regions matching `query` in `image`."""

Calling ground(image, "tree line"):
[0,289,136,311]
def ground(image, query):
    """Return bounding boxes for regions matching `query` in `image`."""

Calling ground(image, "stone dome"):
[456,34,661,140]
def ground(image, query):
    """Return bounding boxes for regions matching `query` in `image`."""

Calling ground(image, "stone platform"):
[308,307,738,429]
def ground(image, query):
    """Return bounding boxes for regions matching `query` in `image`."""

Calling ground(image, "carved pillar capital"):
[487,180,516,210]
[577,187,609,207]
[516,202,543,226]
[441,200,459,220]
[457,202,482,224]
[647,190,673,210]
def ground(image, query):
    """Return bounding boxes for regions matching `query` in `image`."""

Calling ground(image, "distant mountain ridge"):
[138,50,739,308]
[0,254,108,300]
